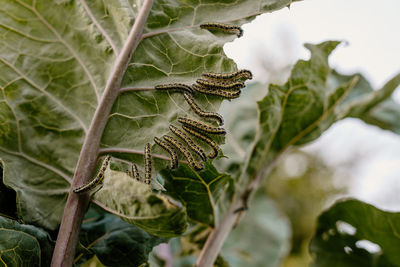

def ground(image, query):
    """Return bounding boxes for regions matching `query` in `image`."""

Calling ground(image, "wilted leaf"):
[0,216,54,266]
[92,168,187,237]
[309,199,400,267]
[160,162,233,227]
[75,206,167,267]
[222,195,291,267]
[0,0,300,230]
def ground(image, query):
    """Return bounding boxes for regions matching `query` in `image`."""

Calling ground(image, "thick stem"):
[51,1,154,266]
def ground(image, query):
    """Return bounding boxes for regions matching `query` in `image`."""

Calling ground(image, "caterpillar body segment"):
[154,136,178,169]
[73,155,111,194]
[200,22,243,38]
[132,164,142,182]
[163,135,204,171]
[196,79,245,90]
[178,117,226,135]
[201,69,253,81]
[183,93,224,126]
[169,125,207,162]
[144,143,152,185]
[192,84,241,99]
[182,125,220,159]
[155,83,193,94]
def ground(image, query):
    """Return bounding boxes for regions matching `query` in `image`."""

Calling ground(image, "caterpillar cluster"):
[153,118,225,171]
[73,25,252,194]
[151,69,252,171]
[200,22,243,38]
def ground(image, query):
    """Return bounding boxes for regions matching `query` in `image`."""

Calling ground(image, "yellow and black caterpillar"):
[155,83,193,94]
[181,125,220,159]
[192,84,241,99]
[201,69,253,81]
[178,117,226,135]
[73,155,111,194]
[183,93,224,126]
[200,22,243,38]
[163,135,204,171]
[169,125,207,162]
[154,136,178,169]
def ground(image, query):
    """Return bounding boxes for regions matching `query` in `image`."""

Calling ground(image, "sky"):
[224,0,400,210]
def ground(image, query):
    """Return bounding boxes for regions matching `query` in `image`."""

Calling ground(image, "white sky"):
[224,0,400,210]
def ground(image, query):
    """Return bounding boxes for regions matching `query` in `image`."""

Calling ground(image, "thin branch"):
[50,1,154,266]
[195,155,280,267]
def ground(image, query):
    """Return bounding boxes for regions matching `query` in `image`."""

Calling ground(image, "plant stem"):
[50,1,154,266]
[195,153,284,267]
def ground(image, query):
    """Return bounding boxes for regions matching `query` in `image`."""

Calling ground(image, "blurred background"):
[223,0,400,265]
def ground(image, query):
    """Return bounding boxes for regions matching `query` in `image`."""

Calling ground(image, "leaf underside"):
[0,0,298,232]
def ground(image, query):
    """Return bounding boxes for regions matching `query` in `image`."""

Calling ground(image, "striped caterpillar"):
[183,93,224,126]
[201,69,253,81]
[163,135,204,171]
[200,22,243,38]
[178,117,226,135]
[154,136,178,169]
[155,83,193,94]
[169,125,207,162]
[132,164,141,182]
[182,125,220,159]
[144,143,152,185]
[196,79,245,90]
[73,155,111,194]
[192,84,241,99]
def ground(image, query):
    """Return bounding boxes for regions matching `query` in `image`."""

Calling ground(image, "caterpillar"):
[196,79,245,90]
[192,84,241,99]
[178,117,226,135]
[73,155,111,194]
[144,143,152,185]
[132,164,142,182]
[182,125,220,159]
[169,125,207,162]
[200,22,243,38]
[183,93,224,126]
[154,136,178,169]
[155,83,193,94]
[201,69,253,81]
[163,135,204,171]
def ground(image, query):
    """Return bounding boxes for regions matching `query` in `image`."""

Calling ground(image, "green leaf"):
[309,199,400,267]
[160,162,233,227]
[0,0,300,230]
[76,206,167,267]
[92,168,187,237]
[0,216,54,266]
[328,70,400,134]
[243,41,359,180]
[221,195,291,267]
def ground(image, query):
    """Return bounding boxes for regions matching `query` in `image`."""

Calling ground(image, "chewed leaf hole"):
[356,240,382,254]
[336,220,356,235]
